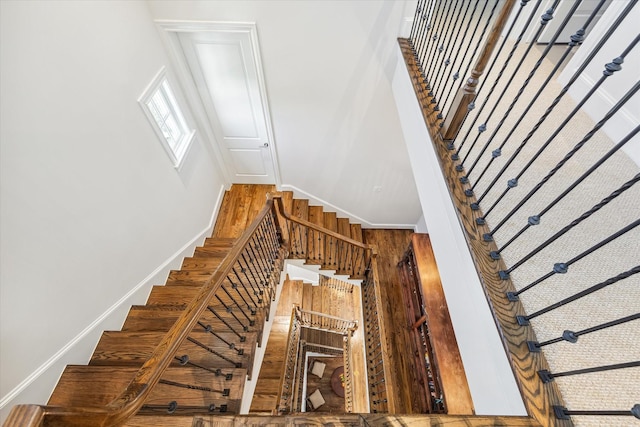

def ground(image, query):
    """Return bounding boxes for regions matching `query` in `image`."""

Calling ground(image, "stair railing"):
[276,306,302,414]
[295,306,358,335]
[279,203,369,278]
[403,0,640,425]
[361,255,396,413]
[5,194,286,427]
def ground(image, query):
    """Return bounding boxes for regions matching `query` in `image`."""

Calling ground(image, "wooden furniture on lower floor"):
[397,233,474,415]
[330,366,345,398]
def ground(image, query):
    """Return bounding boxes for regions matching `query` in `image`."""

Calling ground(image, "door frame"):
[155,20,282,186]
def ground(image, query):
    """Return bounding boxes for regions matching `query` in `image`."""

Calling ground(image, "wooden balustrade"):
[295,306,358,335]
[5,194,286,427]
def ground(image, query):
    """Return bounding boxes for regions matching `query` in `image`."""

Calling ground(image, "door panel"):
[177,28,276,184]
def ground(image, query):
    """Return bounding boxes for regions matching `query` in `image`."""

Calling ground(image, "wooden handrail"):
[295,307,358,334]
[6,195,281,427]
[272,195,377,255]
[441,0,517,140]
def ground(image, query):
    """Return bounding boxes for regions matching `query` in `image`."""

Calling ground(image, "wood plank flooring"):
[362,229,416,413]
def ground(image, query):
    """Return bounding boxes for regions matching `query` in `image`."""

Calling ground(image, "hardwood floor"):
[305,356,345,413]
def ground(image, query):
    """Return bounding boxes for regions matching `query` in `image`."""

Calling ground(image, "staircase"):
[8,185,371,427]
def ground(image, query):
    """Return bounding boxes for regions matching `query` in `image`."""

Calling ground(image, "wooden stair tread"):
[337,218,351,239]
[180,256,224,270]
[193,246,233,258]
[124,415,195,427]
[48,366,246,409]
[90,331,256,375]
[146,285,263,311]
[350,223,363,243]
[291,199,309,221]
[122,306,263,338]
[204,237,236,247]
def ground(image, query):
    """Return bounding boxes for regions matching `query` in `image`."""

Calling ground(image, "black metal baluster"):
[480,24,639,219]
[440,0,489,117]
[263,215,279,259]
[245,240,266,287]
[504,219,640,296]
[431,0,466,106]
[527,313,640,352]
[197,321,240,350]
[450,0,530,148]
[159,378,231,396]
[454,0,542,160]
[409,0,425,44]
[215,292,252,328]
[490,122,640,242]
[516,266,640,323]
[419,0,444,76]
[470,1,598,194]
[413,0,430,64]
[142,402,224,414]
[538,361,640,383]
[175,354,234,380]
[187,336,242,367]
[553,404,640,420]
[426,0,454,86]
[249,235,270,284]
[231,266,258,310]
[478,52,637,211]
[240,252,263,300]
[496,173,640,266]
[207,307,246,341]
[461,1,561,178]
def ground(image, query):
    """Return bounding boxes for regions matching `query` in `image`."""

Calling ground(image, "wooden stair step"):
[291,199,309,221]
[337,218,351,239]
[307,206,325,265]
[123,415,195,427]
[204,237,236,248]
[90,331,256,375]
[193,245,233,258]
[350,223,363,243]
[147,285,265,310]
[180,256,224,271]
[166,270,213,286]
[122,306,264,343]
[48,365,245,411]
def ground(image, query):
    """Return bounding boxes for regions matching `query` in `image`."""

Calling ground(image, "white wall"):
[391,46,527,415]
[558,0,640,166]
[0,1,226,420]
[147,1,422,227]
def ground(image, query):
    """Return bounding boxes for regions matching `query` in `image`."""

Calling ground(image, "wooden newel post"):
[441,0,517,141]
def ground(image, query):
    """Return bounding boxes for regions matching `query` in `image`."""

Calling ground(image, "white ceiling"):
[147,0,422,227]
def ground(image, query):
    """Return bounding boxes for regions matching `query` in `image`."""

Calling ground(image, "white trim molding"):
[280,184,418,230]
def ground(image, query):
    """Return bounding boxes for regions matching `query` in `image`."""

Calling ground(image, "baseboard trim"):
[0,184,227,412]
[279,184,417,230]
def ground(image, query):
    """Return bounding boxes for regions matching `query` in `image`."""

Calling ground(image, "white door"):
[176,27,277,184]
[538,0,612,44]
